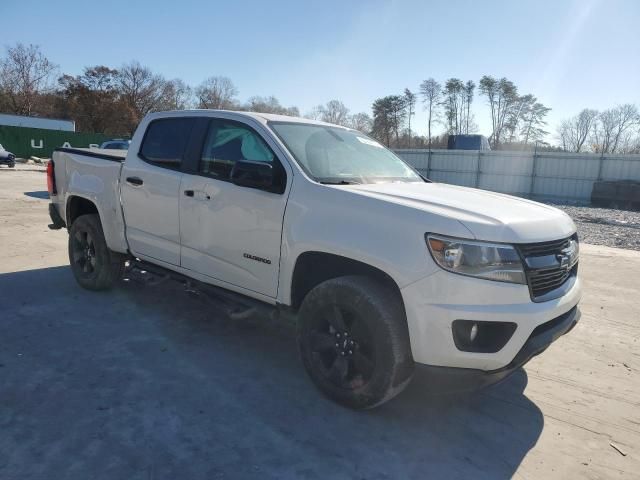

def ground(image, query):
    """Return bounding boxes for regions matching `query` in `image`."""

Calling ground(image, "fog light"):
[452,320,517,353]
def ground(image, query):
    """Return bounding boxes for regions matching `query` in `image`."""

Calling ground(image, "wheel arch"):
[66,195,100,228]
[289,251,405,312]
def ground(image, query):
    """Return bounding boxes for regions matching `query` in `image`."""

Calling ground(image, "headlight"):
[426,234,526,284]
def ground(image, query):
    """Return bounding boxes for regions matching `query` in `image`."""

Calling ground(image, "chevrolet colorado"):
[47,110,581,409]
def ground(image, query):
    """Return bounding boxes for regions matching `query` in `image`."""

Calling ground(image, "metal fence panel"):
[395,149,640,204]
[429,170,477,187]
[430,150,477,172]
[601,156,640,181]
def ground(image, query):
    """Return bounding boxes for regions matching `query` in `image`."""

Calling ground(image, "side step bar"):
[124,258,294,322]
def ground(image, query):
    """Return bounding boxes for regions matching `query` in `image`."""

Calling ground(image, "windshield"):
[269,122,422,184]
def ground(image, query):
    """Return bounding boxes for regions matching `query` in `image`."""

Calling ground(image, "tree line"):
[1,43,639,153]
[557,105,640,154]
[0,43,372,136]
[369,76,552,150]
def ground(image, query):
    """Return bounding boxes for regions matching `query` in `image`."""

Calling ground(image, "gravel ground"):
[548,204,640,251]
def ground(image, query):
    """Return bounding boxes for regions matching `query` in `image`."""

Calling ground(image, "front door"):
[121,117,197,265]
[179,118,289,298]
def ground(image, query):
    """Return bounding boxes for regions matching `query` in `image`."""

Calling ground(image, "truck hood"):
[347,182,576,243]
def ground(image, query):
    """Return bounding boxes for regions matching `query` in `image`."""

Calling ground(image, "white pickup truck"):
[47,110,581,409]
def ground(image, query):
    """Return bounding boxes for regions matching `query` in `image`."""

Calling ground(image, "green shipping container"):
[0,125,114,158]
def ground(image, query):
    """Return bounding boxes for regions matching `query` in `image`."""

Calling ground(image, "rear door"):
[120,117,198,266]
[179,117,290,298]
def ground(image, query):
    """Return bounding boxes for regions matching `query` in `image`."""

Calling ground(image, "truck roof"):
[146,109,349,130]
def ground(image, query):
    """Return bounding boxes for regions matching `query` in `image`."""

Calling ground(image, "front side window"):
[269,122,422,184]
[139,118,195,170]
[199,120,274,179]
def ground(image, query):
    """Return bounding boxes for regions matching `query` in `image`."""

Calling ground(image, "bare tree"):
[195,76,238,110]
[310,99,350,126]
[419,78,442,149]
[403,88,416,146]
[592,104,639,153]
[557,108,598,152]
[117,61,168,126]
[349,112,373,133]
[0,43,57,116]
[242,95,299,116]
[160,78,193,110]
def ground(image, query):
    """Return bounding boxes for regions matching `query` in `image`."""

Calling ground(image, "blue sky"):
[3,0,639,140]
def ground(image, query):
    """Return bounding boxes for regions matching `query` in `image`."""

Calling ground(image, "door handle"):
[184,190,211,200]
[126,176,143,186]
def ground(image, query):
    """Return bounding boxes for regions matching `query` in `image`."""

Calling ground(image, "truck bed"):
[50,147,129,254]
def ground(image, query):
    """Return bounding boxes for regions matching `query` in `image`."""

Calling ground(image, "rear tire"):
[297,275,414,409]
[68,214,125,291]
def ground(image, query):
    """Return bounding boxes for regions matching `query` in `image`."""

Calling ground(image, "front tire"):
[297,276,414,409]
[68,214,125,290]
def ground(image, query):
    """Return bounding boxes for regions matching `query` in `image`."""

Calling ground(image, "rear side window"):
[199,120,274,179]
[139,118,195,170]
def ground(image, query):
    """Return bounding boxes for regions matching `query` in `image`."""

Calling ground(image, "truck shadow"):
[23,190,49,199]
[0,265,543,480]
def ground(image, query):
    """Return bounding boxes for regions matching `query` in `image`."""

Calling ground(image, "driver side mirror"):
[230,160,281,193]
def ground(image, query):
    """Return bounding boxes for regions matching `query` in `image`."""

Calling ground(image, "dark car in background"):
[447,134,491,150]
[0,144,16,168]
[99,139,130,150]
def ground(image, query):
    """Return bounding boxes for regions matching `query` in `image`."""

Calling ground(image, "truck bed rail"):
[54,147,126,162]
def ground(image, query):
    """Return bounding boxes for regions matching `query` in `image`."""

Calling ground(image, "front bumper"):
[401,268,582,370]
[413,306,580,391]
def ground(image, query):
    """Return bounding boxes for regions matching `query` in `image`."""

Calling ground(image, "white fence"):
[394,149,640,204]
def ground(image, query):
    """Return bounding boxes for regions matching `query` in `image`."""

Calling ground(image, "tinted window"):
[140,118,195,169]
[199,120,274,179]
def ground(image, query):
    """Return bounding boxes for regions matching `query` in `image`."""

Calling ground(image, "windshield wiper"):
[319,180,360,185]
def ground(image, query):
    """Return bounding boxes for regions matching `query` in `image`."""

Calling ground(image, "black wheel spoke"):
[328,304,346,331]
[72,249,84,263]
[328,355,349,385]
[309,332,336,352]
[350,317,368,343]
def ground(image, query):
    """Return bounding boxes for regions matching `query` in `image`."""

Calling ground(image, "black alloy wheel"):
[307,303,376,390]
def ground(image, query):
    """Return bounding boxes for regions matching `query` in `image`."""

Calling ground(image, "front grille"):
[518,237,571,257]
[528,264,577,297]
[516,234,578,301]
